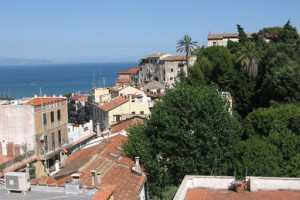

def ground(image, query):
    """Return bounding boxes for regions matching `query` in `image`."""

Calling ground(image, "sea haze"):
[0,62,138,99]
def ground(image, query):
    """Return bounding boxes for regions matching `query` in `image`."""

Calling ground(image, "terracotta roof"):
[144,91,158,98]
[185,188,300,200]
[31,133,146,200]
[98,96,128,112]
[0,155,15,165]
[72,94,89,101]
[130,94,143,98]
[110,116,144,134]
[142,53,168,59]
[161,55,186,61]
[26,97,65,106]
[116,77,132,83]
[208,33,253,39]
[118,67,139,74]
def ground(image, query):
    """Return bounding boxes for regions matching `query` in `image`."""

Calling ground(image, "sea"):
[0,62,138,99]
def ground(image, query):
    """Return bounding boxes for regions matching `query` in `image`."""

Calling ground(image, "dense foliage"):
[125,21,300,199]
[124,82,241,198]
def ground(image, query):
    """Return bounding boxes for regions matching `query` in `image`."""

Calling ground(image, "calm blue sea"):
[0,62,137,99]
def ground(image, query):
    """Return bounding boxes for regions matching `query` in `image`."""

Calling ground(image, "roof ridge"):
[98,154,131,170]
[78,154,99,172]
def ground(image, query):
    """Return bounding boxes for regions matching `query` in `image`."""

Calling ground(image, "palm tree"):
[237,41,261,78]
[176,35,198,67]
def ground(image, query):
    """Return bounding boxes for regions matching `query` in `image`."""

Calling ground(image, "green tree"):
[278,20,299,43]
[237,41,261,77]
[241,104,300,177]
[231,137,283,177]
[176,35,198,67]
[124,82,242,197]
[237,24,249,43]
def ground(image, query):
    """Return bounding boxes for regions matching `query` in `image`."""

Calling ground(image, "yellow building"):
[92,95,151,131]
[0,96,68,177]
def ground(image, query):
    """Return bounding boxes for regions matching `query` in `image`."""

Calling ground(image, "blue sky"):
[0,0,299,62]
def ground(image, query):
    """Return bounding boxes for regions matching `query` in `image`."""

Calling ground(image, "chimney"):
[96,123,100,137]
[132,156,142,175]
[55,160,60,172]
[91,170,96,186]
[135,156,140,167]
[96,172,101,184]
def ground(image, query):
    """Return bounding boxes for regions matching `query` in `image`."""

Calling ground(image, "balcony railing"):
[37,138,73,160]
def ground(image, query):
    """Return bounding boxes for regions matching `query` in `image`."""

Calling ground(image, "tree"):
[124,82,242,197]
[237,41,261,77]
[239,104,300,177]
[176,35,198,67]
[237,24,248,43]
[278,20,299,44]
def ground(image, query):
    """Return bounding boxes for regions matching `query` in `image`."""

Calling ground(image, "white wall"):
[174,175,300,200]
[0,105,35,155]
[248,176,300,192]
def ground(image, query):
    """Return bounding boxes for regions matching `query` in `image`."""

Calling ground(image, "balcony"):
[37,138,73,160]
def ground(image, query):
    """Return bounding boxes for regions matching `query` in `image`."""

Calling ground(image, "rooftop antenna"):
[1,88,11,99]
[92,70,96,88]
[99,70,102,88]
[103,77,106,88]
[34,81,43,97]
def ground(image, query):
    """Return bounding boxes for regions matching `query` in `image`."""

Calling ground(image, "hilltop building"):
[116,67,139,87]
[0,96,69,177]
[138,53,196,87]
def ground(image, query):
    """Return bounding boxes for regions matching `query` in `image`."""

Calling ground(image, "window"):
[213,42,217,46]
[114,115,121,122]
[132,112,135,114]
[43,113,47,125]
[57,110,61,121]
[140,111,144,114]
[51,111,54,123]
[171,68,173,72]
[44,136,48,152]
[51,132,55,149]
[58,130,62,146]
[170,77,173,80]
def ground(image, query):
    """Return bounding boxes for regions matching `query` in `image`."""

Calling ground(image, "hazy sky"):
[0,0,299,62]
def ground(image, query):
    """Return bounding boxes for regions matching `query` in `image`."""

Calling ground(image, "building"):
[138,53,196,87]
[71,93,90,106]
[108,85,144,99]
[116,67,139,87]
[174,175,300,200]
[29,117,147,200]
[92,94,150,131]
[0,96,69,177]
[207,33,240,47]
[91,87,110,103]
[138,53,171,84]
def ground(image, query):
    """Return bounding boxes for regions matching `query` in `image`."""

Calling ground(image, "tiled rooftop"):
[116,77,132,83]
[118,67,139,74]
[162,55,186,61]
[109,116,144,134]
[208,33,253,39]
[30,131,146,200]
[26,97,65,106]
[0,155,15,165]
[185,188,300,200]
[98,96,128,111]
[142,52,168,59]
